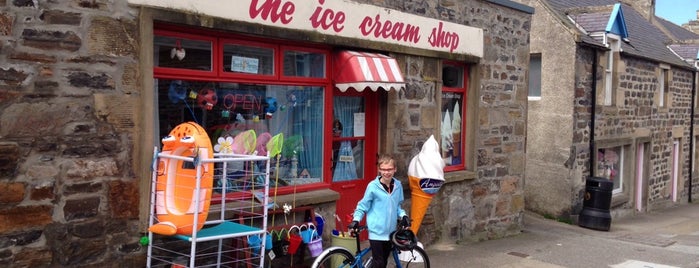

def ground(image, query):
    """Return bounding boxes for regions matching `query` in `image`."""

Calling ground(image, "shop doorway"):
[329,91,378,232]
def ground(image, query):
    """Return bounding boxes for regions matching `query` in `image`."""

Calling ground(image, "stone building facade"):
[0,0,532,266]
[520,0,699,222]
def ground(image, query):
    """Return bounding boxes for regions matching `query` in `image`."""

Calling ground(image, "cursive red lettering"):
[359,14,420,43]
[309,0,345,32]
[249,0,295,24]
[428,22,460,52]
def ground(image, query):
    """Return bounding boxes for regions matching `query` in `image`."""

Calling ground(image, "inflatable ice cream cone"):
[452,102,462,159]
[408,135,446,234]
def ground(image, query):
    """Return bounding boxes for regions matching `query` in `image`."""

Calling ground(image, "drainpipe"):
[589,49,598,174]
[690,69,696,203]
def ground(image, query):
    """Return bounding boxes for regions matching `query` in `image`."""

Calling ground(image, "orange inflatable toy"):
[149,122,214,236]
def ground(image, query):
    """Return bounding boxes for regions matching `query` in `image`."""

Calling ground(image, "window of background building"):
[604,35,620,106]
[597,146,626,194]
[153,28,332,193]
[528,53,542,100]
[441,62,468,171]
[659,65,669,107]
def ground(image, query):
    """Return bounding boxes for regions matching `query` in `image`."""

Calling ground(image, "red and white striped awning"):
[333,50,405,92]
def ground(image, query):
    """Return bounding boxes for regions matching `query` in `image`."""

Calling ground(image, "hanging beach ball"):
[197,88,218,110]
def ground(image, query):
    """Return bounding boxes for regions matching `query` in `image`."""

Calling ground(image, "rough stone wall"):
[382,1,531,244]
[0,0,532,265]
[570,46,596,216]
[576,54,695,215]
[518,0,582,220]
[0,1,143,267]
[612,57,693,207]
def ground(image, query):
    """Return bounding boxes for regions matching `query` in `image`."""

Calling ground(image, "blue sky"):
[655,0,699,25]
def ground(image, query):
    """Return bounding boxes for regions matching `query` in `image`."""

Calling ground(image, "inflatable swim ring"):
[149,122,214,236]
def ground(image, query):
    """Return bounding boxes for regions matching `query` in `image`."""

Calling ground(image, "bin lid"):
[586,176,613,190]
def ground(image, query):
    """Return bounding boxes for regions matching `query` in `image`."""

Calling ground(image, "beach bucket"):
[265,231,273,250]
[331,232,356,253]
[248,235,262,256]
[300,223,316,243]
[331,232,355,267]
[308,234,323,257]
[315,213,325,236]
[271,228,289,256]
[288,225,303,254]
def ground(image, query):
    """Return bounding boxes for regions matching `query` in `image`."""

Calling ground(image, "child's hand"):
[400,216,410,228]
[348,220,359,230]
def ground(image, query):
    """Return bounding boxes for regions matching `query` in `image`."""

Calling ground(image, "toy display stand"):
[146,148,270,268]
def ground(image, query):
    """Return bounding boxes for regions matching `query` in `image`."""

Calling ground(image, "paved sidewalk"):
[425,203,699,268]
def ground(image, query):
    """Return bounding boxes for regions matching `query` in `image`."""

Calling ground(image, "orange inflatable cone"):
[408,135,445,234]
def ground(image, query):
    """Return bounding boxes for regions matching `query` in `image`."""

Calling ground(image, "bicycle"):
[311,225,430,268]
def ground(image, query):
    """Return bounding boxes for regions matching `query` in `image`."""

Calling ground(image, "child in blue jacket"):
[349,154,410,268]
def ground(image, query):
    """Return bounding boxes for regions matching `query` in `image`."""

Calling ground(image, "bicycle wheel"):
[387,246,430,268]
[312,248,355,268]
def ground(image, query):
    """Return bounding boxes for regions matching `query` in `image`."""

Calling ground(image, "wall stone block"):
[25,165,59,180]
[67,72,114,89]
[64,182,102,195]
[21,29,81,51]
[71,219,104,238]
[108,180,139,219]
[0,13,13,35]
[41,10,82,25]
[10,248,52,268]
[30,183,54,201]
[0,102,93,138]
[62,136,121,158]
[65,159,118,179]
[12,0,34,7]
[87,16,138,57]
[0,229,42,247]
[63,197,100,221]
[0,67,29,86]
[0,142,20,178]
[0,181,25,204]
[54,239,106,266]
[0,205,52,233]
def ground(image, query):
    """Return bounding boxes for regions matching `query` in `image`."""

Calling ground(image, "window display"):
[156,79,325,187]
[441,63,467,170]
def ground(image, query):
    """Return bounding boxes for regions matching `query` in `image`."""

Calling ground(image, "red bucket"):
[287,233,303,254]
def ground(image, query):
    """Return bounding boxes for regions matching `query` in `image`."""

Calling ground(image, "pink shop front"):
[128,0,484,267]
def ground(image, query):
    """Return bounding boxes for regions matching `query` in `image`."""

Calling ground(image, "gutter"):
[589,49,598,175]
[691,70,696,203]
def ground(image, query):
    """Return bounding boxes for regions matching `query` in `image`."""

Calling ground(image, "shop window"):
[441,62,468,171]
[154,31,214,73]
[528,53,541,100]
[154,29,331,192]
[331,96,366,181]
[283,48,326,78]
[222,40,275,77]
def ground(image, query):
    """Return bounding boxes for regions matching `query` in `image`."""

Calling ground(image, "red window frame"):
[442,61,469,172]
[153,23,339,196]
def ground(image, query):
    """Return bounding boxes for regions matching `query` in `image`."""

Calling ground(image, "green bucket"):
[331,232,357,267]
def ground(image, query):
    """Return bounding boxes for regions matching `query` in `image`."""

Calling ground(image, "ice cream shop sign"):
[128,0,484,57]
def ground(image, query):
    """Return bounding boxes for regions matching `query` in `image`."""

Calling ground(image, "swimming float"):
[149,122,214,236]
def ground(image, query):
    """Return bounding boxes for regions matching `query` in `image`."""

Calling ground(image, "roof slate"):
[543,0,695,68]
[656,17,699,41]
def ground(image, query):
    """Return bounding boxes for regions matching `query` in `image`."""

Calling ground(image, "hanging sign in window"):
[231,56,259,74]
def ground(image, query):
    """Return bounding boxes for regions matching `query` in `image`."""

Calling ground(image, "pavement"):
[425,203,699,268]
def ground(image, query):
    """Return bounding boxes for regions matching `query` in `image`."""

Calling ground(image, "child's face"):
[378,163,396,179]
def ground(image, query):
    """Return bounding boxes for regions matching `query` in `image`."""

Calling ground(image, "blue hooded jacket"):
[352,176,407,241]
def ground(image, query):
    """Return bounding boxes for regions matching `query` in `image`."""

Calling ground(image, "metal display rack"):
[147,149,270,268]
